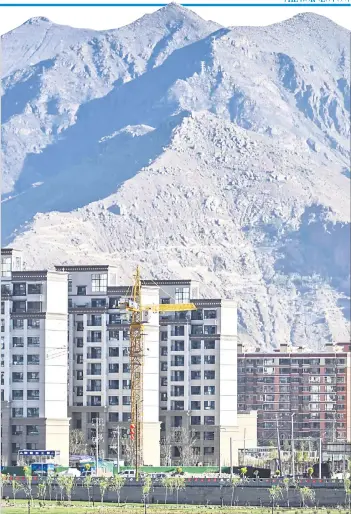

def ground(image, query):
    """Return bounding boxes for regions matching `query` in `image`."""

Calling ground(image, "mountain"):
[1,5,350,349]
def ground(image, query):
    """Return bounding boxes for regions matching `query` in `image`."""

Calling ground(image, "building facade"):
[238,342,351,446]
[1,249,70,466]
[55,267,256,466]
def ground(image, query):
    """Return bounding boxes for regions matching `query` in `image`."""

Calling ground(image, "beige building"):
[1,249,70,466]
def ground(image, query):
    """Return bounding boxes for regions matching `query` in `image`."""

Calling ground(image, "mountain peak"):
[24,16,52,25]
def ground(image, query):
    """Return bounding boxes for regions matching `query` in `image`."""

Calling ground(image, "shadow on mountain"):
[275,204,351,299]
[1,59,55,124]
[12,31,224,195]
[1,111,188,243]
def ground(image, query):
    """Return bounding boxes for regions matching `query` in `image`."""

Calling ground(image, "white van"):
[119,470,136,478]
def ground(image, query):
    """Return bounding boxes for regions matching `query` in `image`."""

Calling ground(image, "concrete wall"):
[4,483,347,507]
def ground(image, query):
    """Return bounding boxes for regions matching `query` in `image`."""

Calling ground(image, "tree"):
[160,433,173,466]
[69,429,87,455]
[299,486,315,508]
[240,467,248,481]
[230,476,241,506]
[64,476,75,504]
[23,466,33,504]
[99,477,110,506]
[56,475,67,502]
[161,476,174,505]
[121,436,135,466]
[307,466,314,478]
[11,478,23,502]
[172,427,198,466]
[173,476,186,504]
[142,475,152,508]
[46,473,54,502]
[282,477,291,508]
[110,474,126,505]
[268,485,283,514]
[37,482,47,504]
[83,474,93,504]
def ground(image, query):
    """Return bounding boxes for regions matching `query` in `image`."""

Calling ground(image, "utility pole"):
[291,413,295,481]
[319,437,322,479]
[276,415,282,475]
[117,426,121,474]
[93,417,103,477]
[135,404,139,481]
[230,437,233,479]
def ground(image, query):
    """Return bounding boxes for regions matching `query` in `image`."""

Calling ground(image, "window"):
[76,354,83,364]
[123,347,130,357]
[13,355,24,365]
[12,425,23,436]
[12,408,23,418]
[204,325,216,335]
[204,416,215,425]
[171,356,184,367]
[161,332,168,342]
[109,380,119,390]
[173,326,184,337]
[123,380,131,390]
[171,341,184,352]
[91,274,107,293]
[204,340,215,350]
[191,370,201,380]
[27,302,42,312]
[28,284,42,294]
[204,370,215,380]
[161,362,168,371]
[191,401,201,410]
[204,431,215,441]
[191,356,201,365]
[12,337,24,348]
[161,347,168,356]
[76,338,83,348]
[191,386,201,395]
[109,363,119,373]
[76,321,84,332]
[161,298,170,304]
[27,408,39,417]
[27,355,39,365]
[76,386,83,396]
[91,299,106,308]
[12,372,23,383]
[123,396,131,406]
[27,337,40,347]
[109,412,119,422]
[109,396,119,406]
[161,377,168,387]
[160,392,168,402]
[122,412,131,422]
[175,287,190,304]
[1,256,11,277]
[28,319,40,329]
[13,319,24,329]
[26,425,39,436]
[123,363,130,373]
[204,310,217,319]
[204,355,215,365]
[12,390,23,400]
[77,286,87,296]
[204,401,215,410]
[191,341,201,350]
[12,443,21,453]
[171,400,184,410]
[191,416,201,426]
[12,301,26,313]
[76,370,83,380]
[68,275,72,293]
[13,283,26,296]
[204,447,214,455]
[204,385,215,395]
[27,390,39,400]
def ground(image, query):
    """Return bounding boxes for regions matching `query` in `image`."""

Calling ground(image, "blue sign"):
[19,450,60,457]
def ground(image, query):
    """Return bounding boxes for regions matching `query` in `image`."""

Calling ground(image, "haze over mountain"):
[1,4,350,349]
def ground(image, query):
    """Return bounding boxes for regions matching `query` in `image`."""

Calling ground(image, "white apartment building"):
[55,267,256,466]
[1,249,70,466]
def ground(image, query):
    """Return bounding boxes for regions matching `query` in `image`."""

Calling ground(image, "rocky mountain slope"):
[1,5,350,349]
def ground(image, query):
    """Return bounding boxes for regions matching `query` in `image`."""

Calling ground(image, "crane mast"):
[124,266,197,474]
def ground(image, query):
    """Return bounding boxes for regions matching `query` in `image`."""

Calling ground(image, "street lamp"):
[291,413,295,481]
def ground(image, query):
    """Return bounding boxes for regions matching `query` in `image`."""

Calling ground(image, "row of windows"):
[12,424,39,436]
[12,337,40,348]
[160,370,215,384]
[12,408,39,418]
[12,390,39,401]
[171,415,215,427]
[11,283,42,296]
[11,355,40,366]
[160,385,215,399]
[239,358,346,365]
[160,355,215,370]
[167,400,215,411]
[11,372,39,383]
[12,301,42,313]
[12,319,41,329]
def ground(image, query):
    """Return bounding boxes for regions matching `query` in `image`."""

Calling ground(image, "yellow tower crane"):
[119,266,197,477]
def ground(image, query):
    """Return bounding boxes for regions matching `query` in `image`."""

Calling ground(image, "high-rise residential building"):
[1,249,70,466]
[55,266,257,466]
[237,342,351,446]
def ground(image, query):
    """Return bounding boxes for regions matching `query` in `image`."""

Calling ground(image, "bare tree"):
[172,427,198,466]
[69,429,87,455]
[121,436,135,466]
[160,433,173,466]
